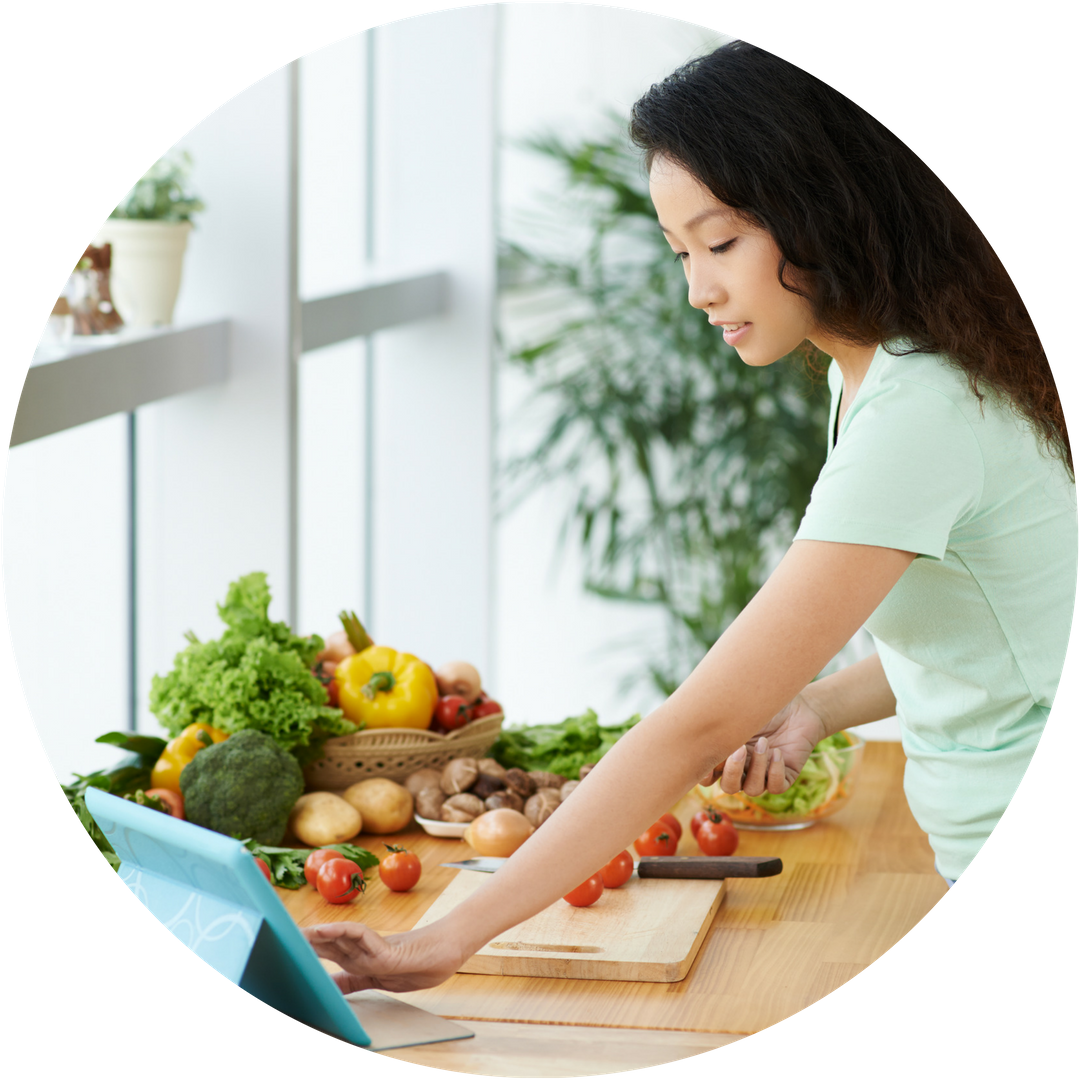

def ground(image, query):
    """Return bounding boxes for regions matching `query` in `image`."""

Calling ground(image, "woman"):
[303,41,1076,992]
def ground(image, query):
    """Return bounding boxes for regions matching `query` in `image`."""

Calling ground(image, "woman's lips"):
[714,321,751,346]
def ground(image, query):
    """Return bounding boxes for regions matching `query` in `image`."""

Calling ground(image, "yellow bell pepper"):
[150,722,230,793]
[335,645,439,730]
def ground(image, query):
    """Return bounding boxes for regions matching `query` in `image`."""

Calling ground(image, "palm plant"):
[498,120,831,696]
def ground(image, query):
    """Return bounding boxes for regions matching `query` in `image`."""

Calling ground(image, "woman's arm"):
[304,539,915,991]
[802,653,897,735]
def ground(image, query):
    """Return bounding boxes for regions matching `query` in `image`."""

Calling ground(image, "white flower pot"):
[93,219,192,328]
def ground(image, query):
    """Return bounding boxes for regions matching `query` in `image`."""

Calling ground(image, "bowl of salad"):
[696,730,865,829]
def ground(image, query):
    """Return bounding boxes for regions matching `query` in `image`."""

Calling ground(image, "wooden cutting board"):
[412,870,725,983]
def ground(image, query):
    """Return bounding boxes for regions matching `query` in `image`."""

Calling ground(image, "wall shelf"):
[11,270,451,448]
[11,320,230,447]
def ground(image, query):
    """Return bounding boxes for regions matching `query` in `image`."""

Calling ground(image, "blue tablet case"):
[86,786,372,1047]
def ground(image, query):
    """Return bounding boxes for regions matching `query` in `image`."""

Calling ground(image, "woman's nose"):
[686,262,724,312]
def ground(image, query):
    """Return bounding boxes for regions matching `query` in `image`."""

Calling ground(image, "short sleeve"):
[794,378,985,559]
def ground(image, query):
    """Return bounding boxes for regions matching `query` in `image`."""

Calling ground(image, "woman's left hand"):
[302,921,465,994]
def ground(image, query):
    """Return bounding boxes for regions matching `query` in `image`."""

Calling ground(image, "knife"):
[441,855,782,878]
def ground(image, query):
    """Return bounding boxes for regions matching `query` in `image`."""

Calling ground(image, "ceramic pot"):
[93,219,192,328]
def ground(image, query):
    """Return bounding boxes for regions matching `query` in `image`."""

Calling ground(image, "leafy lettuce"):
[149,572,357,765]
[491,708,641,777]
[744,731,855,817]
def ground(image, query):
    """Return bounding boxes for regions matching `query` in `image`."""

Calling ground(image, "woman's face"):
[649,156,814,367]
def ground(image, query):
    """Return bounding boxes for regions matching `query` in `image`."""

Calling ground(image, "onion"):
[463,808,534,857]
[434,660,482,703]
[318,630,356,665]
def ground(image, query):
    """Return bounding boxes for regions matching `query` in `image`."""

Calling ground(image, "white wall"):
[493,5,898,739]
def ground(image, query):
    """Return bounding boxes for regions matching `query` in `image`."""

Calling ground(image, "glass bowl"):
[696,731,865,830]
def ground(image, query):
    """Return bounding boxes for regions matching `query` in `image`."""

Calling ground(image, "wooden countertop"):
[281,741,945,1074]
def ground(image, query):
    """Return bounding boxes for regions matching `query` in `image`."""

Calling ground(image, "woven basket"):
[303,713,504,790]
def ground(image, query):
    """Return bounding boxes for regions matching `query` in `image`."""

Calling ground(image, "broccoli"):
[180,729,304,845]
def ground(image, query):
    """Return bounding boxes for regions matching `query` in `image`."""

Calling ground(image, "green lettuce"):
[149,572,357,765]
[745,731,854,817]
[491,708,641,777]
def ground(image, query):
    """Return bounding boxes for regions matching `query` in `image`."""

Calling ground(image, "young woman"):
[303,41,1076,992]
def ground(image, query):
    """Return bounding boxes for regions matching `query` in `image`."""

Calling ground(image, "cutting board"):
[412,870,725,983]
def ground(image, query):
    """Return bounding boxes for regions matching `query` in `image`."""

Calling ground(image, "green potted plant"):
[499,120,830,696]
[93,150,205,328]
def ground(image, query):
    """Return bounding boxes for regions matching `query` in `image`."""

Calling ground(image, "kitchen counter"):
[280,741,946,1075]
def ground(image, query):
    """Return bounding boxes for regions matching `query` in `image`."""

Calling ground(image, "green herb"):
[491,708,641,777]
[61,731,169,871]
[110,150,205,223]
[149,572,358,765]
[242,840,380,889]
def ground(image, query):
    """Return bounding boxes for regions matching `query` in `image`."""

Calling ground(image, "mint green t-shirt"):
[794,344,1077,880]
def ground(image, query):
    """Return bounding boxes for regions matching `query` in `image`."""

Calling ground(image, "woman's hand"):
[699,692,828,795]
[302,920,465,994]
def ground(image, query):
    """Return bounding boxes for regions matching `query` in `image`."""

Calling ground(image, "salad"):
[698,730,863,828]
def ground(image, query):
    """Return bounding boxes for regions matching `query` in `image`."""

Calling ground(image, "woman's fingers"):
[718,738,795,795]
[718,743,748,793]
[742,737,771,796]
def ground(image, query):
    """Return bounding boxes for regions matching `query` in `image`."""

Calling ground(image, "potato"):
[288,792,362,847]
[342,778,414,834]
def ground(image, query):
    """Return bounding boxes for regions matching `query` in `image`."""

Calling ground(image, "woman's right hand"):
[699,692,828,795]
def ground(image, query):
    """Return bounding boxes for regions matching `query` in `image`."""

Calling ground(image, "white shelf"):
[12,320,230,447]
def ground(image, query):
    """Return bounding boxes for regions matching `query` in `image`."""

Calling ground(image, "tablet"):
[86,785,372,1046]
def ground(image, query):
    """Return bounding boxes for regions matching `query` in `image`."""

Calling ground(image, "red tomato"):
[378,844,422,892]
[697,817,739,857]
[563,873,604,907]
[316,858,366,904]
[469,698,503,720]
[659,812,683,841]
[254,856,272,883]
[434,695,471,731]
[326,679,340,708]
[600,850,634,888]
[690,807,733,839]
[305,847,349,888]
[145,788,184,819]
[634,822,678,858]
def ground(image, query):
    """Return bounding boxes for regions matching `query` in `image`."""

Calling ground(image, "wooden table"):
[281,742,946,1075]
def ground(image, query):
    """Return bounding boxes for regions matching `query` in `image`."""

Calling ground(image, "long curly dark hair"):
[629,40,1071,474]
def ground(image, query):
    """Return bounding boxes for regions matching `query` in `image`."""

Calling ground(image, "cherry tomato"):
[659,812,683,841]
[378,844,422,892]
[634,822,678,857]
[600,850,634,888]
[145,788,184,819]
[254,856,272,883]
[690,807,733,839]
[316,858,366,904]
[563,872,604,907]
[434,695,471,731]
[697,815,739,857]
[305,847,349,888]
[469,697,503,720]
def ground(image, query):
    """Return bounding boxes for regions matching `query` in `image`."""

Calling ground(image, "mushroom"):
[440,792,485,822]
[503,768,535,799]
[559,780,580,802]
[472,772,506,800]
[441,757,479,795]
[405,767,445,798]
[477,758,507,779]
[485,790,524,813]
[527,770,566,789]
[524,788,561,827]
[415,785,447,821]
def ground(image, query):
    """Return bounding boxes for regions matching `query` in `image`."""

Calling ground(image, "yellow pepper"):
[150,722,230,793]
[335,645,439,730]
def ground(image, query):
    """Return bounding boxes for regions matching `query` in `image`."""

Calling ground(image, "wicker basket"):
[303,713,504,790]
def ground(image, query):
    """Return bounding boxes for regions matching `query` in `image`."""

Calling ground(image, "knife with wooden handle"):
[441,855,782,878]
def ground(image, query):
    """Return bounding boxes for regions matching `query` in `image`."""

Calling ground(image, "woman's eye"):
[710,239,736,254]
[673,252,689,263]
